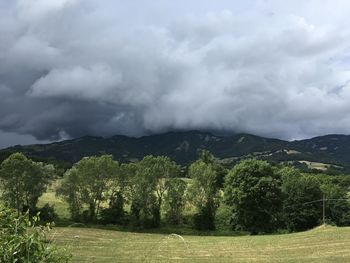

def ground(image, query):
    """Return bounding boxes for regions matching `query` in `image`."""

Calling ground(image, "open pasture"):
[53,225,350,263]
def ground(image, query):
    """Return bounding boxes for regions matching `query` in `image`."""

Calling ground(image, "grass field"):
[39,180,350,262]
[52,225,350,263]
[298,160,343,171]
[37,179,71,219]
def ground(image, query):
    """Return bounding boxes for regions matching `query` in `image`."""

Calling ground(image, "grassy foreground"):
[52,225,350,263]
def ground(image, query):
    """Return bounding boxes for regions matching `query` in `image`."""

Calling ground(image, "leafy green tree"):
[320,182,350,226]
[100,162,131,225]
[280,167,323,231]
[0,206,71,262]
[164,178,187,225]
[199,150,227,188]
[120,162,138,205]
[146,156,180,224]
[56,168,83,221]
[100,191,126,224]
[224,159,282,234]
[188,159,219,230]
[126,156,180,227]
[25,162,55,214]
[127,161,158,227]
[57,155,118,222]
[0,153,54,215]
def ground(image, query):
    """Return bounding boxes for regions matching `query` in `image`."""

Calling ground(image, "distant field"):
[37,179,71,219]
[298,160,343,171]
[52,225,350,263]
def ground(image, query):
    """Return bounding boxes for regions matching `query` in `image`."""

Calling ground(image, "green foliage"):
[199,150,228,188]
[37,203,58,223]
[126,163,159,227]
[100,191,126,225]
[56,168,83,221]
[0,206,71,263]
[188,158,219,230]
[224,159,282,233]
[280,167,323,231]
[320,182,350,226]
[215,203,232,231]
[164,178,187,225]
[6,148,350,235]
[126,156,180,228]
[57,155,119,222]
[148,156,181,223]
[0,153,54,215]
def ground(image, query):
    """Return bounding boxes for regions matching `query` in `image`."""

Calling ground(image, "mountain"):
[1,131,350,172]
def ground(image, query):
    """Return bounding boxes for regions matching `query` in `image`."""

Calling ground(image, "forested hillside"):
[1,131,350,171]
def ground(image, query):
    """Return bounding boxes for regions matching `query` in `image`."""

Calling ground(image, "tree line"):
[1,151,350,234]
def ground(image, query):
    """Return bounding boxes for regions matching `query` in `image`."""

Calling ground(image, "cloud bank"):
[1,0,350,146]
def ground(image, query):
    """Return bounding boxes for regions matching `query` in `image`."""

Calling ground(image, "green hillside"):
[53,225,350,262]
[1,131,350,171]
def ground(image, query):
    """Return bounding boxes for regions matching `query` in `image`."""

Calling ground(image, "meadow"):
[38,177,350,262]
[52,225,350,263]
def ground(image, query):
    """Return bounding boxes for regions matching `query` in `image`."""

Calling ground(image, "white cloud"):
[29,65,123,101]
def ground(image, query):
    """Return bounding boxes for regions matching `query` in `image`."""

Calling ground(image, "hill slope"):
[53,225,350,262]
[1,131,350,170]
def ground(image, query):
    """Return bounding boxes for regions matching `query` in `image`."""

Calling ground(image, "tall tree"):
[127,160,158,227]
[199,150,227,188]
[127,156,180,227]
[56,167,83,221]
[188,159,219,230]
[0,153,53,215]
[224,159,282,234]
[57,155,118,222]
[149,156,180,223]
[164,178,187,225]
[320,182,350,226]
[280,167,323,231]
[99,162,131,224]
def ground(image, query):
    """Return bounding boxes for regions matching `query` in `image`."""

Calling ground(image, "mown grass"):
[40,180,350,262]
[52,225,350,263]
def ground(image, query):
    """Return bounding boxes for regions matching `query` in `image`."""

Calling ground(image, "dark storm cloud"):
[1,0,350,147]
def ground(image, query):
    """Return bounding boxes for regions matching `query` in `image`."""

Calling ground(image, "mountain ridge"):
[1,130,350,171]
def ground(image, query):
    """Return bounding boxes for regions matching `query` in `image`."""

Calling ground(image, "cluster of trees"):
[1,151,350,233]
[56,155,191,228]
[224,161,350,233]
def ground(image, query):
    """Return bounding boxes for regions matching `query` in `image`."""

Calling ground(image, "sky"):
[1,0,350,148]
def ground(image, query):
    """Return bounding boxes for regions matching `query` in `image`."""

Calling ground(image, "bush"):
[79,210,91,223]
[38,203,58,222]
[281,169,323,231]
[215,204,232,231]
[100,192,127,225]
[193,200,216,230]
[0,206,71,263]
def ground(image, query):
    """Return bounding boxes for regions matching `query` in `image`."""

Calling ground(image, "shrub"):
[193,200,217,230]
[280,168,323,231]
[100,191,127,225]
[0,206,71,262]
[215,204,232,231]
[38,203,58,222]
